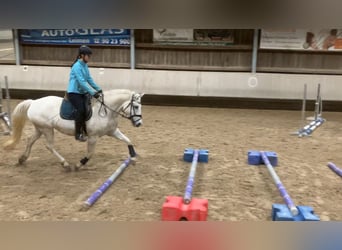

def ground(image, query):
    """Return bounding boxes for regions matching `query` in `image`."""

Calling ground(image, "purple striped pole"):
[83,157,131,208]
[327,162,342,178]
[260,151,299,216]
[183,149,199,204]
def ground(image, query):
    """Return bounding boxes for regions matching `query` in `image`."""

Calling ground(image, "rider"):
[67,45,102,142]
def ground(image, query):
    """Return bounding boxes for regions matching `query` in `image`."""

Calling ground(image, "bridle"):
[121,97,142,122]
[95,93,142,122]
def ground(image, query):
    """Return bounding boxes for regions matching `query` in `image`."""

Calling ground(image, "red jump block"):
[162,196,208,221]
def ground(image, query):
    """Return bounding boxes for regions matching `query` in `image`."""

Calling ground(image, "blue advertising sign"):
[19,29,131,45]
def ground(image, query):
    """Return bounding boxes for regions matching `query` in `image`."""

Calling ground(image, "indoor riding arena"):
[1,97,342,221]
[1,29,342,222]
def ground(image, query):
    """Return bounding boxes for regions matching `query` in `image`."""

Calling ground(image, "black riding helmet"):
[79,45,92,56]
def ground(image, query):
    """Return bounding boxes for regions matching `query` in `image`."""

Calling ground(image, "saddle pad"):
[60,98,92,121]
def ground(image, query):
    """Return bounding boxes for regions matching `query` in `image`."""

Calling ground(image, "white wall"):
[1,65,341,101]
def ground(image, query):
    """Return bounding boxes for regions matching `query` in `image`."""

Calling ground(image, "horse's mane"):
[104,89,133,96]
[97,89,134,108]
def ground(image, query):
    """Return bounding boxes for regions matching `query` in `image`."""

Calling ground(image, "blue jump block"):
[183,148,209,163]
[248,150,278,166]
[272,204,320,221]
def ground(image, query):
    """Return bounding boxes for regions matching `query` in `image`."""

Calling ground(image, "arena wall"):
[1,65,342,110]
[2,64,342,99]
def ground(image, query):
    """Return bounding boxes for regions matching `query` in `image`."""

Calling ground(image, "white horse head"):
[3,89,144,171]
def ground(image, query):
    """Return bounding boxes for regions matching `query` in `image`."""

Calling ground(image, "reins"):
[94,93,142,121]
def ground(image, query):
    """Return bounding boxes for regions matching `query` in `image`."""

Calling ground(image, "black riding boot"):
[82,122,88,136]
[75,121,87,142]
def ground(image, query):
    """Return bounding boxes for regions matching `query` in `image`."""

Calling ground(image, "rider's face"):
[81,54,90,63]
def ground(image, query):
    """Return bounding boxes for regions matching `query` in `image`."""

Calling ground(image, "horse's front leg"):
[111,128,137,161]
[75,136,97,171]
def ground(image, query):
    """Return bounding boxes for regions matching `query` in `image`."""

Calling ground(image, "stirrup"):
[76,134,88,142]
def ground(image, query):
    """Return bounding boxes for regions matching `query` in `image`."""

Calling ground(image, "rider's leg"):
[81,95,88,136]
[67,93,87,142]
[78,111,87,141]
[82,94,90,136]
[75,120,87,141]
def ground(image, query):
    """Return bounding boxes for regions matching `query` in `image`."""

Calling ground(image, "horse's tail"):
[3,99,33,150]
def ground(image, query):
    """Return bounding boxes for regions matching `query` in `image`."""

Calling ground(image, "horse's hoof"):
[18,156,27,165]
[61,162,71,172]
[130,157,137,165]
[74,162,83,171]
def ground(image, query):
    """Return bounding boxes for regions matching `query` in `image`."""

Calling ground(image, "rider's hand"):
[98,89,103,93]
[93,92,101,99]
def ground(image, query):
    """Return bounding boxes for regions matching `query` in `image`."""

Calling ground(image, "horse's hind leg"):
[42,128,71,171]
[18,126,42,164]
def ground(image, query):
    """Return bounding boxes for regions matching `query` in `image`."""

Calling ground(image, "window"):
[0,29,15,63]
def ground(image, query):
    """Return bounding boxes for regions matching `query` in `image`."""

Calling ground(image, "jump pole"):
[162,148,209,221]
[293,83,325,137]
[307,83,322,121]
[248,150,320,221]
[301,84,307,130]
[298,117,325,137]
[4,76,11,124]
[83,157,132,209]
[291,84,307,136]
[0,76,11,135]
[314,83,321,120]
[260,151,298,216]
[327,162,342,178]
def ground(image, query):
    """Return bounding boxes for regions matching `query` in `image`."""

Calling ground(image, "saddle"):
[60,93,93,121]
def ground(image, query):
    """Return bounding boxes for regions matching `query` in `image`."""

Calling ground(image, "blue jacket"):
[67,59,101,95]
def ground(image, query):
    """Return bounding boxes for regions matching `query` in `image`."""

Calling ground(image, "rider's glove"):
[93,91,101,99]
